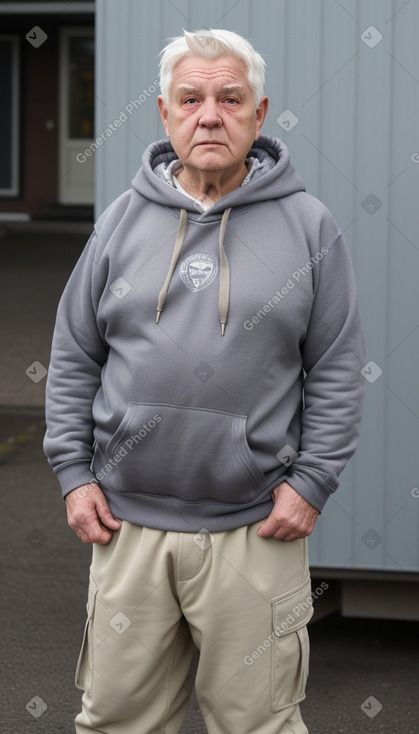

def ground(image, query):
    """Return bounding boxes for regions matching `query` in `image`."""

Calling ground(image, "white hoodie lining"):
[167,157,262,211]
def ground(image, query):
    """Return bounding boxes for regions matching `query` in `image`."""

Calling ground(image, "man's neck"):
[176,163,248,204]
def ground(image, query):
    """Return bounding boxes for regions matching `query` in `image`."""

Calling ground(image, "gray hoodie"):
[43,135,366,532]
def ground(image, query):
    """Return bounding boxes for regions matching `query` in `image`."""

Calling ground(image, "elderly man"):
[44,28,365,734]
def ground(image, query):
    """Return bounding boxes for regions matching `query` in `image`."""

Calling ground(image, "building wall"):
[95,0,419,573]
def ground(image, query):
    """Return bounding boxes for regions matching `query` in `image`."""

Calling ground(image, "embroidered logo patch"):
[179,253,218,292]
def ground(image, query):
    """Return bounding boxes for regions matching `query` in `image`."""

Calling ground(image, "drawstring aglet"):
[221,322,226,336]
[156,310,162,324]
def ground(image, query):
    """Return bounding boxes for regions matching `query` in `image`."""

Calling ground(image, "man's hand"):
[65,483,121,545]
[257,481,319,541]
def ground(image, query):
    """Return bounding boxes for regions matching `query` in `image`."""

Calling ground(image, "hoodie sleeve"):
[285,216,366,513]
[43,230,109,497]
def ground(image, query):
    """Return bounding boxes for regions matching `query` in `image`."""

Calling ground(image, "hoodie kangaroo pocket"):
[96,402,265,503]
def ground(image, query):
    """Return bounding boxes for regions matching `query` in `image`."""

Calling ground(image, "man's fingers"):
[95,497,122,531]
[257,514,279,538]
[257,482,319,540]
[68,505,111,545]
[257,514,298,540]
[78,511,114,545]
[65,484,121,544]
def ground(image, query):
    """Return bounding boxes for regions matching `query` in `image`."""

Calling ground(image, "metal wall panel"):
[95,0,419,572]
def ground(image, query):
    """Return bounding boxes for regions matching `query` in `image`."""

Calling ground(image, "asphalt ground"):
[1,224,419,732]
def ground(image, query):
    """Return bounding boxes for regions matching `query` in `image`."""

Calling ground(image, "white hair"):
[159,28,266,105]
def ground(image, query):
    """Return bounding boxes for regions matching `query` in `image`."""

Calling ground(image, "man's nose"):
[198,98,222,127]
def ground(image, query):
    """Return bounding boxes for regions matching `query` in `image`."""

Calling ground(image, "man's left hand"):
[257,481,319,541]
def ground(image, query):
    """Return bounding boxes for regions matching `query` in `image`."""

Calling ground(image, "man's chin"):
[189,150,233,171]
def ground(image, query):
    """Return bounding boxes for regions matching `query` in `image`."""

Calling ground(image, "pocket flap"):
[272,576,313,636]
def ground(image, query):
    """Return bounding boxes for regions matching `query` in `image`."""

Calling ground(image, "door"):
[59,27,94,204]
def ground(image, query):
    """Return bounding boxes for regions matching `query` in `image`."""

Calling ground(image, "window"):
[0,36,20,197]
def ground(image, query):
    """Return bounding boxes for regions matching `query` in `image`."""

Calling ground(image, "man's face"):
[158,54,268,179]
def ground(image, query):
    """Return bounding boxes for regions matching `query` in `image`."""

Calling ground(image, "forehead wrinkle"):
[172,69,251,101]
[180,64,243,75]
[174,68,244,85]
[169,56,254,101]
[172,57,247,78]
[177,83,246,95]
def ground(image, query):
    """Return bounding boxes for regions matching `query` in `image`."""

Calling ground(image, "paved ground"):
[0,220,92,410]
[1,224,418,732]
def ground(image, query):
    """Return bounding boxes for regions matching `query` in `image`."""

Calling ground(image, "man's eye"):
[185,98,198,104]
[225,98,238,104]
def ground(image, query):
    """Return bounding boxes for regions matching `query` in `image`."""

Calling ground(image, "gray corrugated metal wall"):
[94,0,419,572]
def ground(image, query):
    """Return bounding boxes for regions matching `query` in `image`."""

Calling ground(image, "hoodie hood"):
[132,134,307,333]
[132,134,306,221]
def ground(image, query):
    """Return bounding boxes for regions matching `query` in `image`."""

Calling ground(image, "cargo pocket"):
[271,576,313,713]
[75,576,99,696]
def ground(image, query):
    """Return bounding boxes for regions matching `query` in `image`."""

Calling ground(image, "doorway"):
[59,27,94,204]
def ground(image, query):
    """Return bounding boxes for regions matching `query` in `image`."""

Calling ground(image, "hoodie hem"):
[101,486,274,533]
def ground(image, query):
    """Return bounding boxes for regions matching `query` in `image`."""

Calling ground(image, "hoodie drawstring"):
[155,208,188,325]
[155,207,232,336]
[218,207,232,336]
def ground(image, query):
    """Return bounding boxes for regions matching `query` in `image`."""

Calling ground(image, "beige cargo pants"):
[74,520,313,733]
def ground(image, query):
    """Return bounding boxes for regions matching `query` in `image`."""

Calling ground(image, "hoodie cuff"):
[283,465,337,513]
[54,461,99,499]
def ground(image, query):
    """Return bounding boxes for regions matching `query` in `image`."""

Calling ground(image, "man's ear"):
[255,96,269,139]
[157,95,170,136]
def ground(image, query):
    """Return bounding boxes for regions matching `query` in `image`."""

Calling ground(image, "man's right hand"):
[65,483,122,544]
